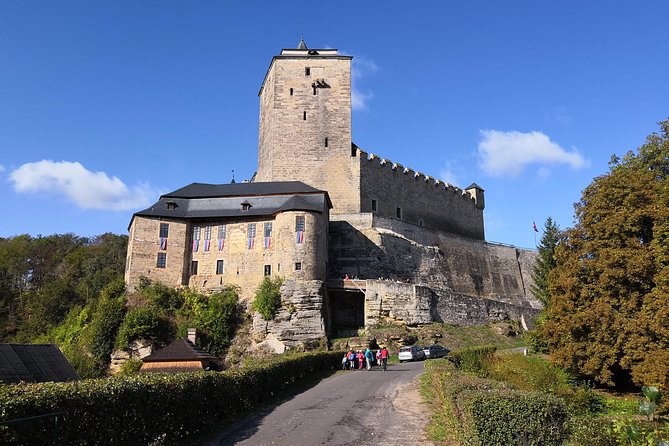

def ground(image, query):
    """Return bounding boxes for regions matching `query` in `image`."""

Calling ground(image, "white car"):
[398,346,426,362]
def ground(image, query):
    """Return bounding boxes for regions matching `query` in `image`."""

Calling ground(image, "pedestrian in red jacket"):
[357,351,365,370]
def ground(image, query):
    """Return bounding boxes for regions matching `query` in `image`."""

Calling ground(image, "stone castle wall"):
[329,213,540,309]
[125,218,189,291]
[256,55,360,214]
[126,210,328,299]
[357,149,485,239]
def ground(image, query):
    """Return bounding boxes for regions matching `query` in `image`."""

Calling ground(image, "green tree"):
[531,217,561,306]
[252,276,284,320]
[542,119,669,390]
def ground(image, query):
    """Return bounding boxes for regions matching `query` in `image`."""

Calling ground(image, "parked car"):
[423,344,450,359]
[398,345,426,362]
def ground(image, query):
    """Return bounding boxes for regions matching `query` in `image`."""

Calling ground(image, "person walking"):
[376,349,381,366]
[380,346,389,371]
[357,351,365,370]
[365,348,373,371]
[342,352,348,370]
[348,350,356,370]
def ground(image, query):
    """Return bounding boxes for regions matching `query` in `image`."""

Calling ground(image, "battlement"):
[354,147,478,204]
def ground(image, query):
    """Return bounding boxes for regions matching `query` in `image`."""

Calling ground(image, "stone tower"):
[256,39,360,214]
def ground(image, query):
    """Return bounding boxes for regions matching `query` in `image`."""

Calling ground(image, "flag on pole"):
[247,237,255,249]
[296,231,304,244]
[204,239,210,252]
[218,239,225,251]
[160,237,168,250]
[192,239,199,252]
[533,221,538,232]
[264,236,271,249]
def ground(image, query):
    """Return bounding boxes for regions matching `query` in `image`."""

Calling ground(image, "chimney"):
[187,328,197,345]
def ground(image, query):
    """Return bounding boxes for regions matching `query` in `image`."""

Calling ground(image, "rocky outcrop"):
[252,280,327,353]
[109,339,153,374]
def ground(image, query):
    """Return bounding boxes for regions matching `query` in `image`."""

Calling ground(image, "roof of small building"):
[0,344,81,384]
[132,181,331,224]
[142,339,218,363]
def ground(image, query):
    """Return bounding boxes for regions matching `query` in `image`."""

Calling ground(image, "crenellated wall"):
[355,148,484,239]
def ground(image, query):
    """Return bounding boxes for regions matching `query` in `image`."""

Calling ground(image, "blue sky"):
[1,1,668,249]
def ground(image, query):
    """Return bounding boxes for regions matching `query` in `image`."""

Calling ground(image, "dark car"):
[422,344,450,359]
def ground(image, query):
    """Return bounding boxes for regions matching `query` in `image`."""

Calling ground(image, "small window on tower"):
[216,260,224,275]
[313,87,317,95]
[396,207,403,220]
[295,262,302,271]
[305,67,311,76]
[290,87,294,96]
[303,111,306,121]
[325,137,328,147]
[419,219,425,227]
[264,265,272,276]
[190,260,198,276]
[371,199,377,212]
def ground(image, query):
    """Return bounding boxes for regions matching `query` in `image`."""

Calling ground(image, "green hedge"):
[423,360,569,446]
[0,351,342,445]
[449,344,497,374]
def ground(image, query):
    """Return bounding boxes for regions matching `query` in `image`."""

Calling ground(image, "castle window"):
[190,260,198,276]
[290,87,294,96]
[295,262,302,271]
[396,207,402,219]
[247,223,256,249]
[313,87,317,95]
[351,146,357,157]
[192,225,201,252]
[371,199,377,212]
[263,222,272,249]
[203,225,212,252]
[166,200,177,210]
[216,260,224,275]
[156,252,167,269]
[217,225,226,250]
[303,111,307,121]
[305,67,311,76]
[325,137,328,147]
[264,265,272,276]
[419,219,425,227]
[159,223,169,238]
[241,201,252,211]
[295,215,305,244]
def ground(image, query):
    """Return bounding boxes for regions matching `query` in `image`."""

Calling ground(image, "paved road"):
[202,361,434,446]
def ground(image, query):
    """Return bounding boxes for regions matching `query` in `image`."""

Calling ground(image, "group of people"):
[342,347,389,371]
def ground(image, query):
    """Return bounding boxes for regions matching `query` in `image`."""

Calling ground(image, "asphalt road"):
[202,360,434,446]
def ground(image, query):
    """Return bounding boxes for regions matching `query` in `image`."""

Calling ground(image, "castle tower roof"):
[297,38,308,49]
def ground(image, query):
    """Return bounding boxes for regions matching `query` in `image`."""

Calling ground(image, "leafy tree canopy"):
[542,119,669,390]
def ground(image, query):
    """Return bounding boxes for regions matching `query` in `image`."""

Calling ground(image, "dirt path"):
[201,361,436,446]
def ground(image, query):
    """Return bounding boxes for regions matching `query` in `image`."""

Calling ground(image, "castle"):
[125,40,541,351]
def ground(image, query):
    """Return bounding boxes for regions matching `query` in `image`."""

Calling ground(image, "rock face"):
[109,339,153,375]
[252,280,327,353]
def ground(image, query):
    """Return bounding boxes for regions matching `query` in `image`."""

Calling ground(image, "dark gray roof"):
[163,181,322,199]
[134,192,328,222]
[0,344,80,384]
[132,181,330,224]
[142,339,218,362]
[466,183,485,191]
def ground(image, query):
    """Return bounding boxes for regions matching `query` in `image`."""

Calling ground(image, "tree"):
[542,119,669,390]
[530,217,561,306]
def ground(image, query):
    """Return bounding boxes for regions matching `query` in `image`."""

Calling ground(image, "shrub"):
[115,307,171,349]
[252,276,283,320]
[88,293,126,364]
[141,282,184,312]
[0,351,343,445]
[449,345,496,374]
[564,416,618,446]
[422,360,569,446]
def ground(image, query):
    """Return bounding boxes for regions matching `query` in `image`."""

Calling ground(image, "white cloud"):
[478,130,588,177]
[9,160,157,211]
[439,161,462,186]
[350,54,379,111]
[0,165,5,173]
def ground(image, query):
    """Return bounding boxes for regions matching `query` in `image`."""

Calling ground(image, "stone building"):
[125,39,541,352]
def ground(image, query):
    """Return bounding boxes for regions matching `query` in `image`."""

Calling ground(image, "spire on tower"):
[297,38,308,50]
